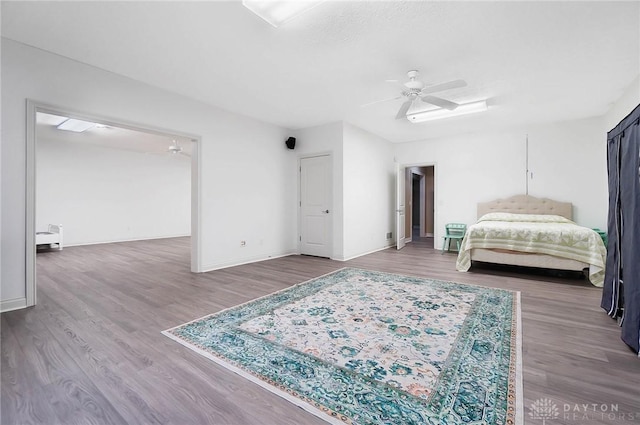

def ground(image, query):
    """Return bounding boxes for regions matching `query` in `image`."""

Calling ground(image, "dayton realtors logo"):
[529,398,639,422]
[529,398,560,424]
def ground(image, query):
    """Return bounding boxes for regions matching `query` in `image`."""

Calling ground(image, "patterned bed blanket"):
[455,213,606,286]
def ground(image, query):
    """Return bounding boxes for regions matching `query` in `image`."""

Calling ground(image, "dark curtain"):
[601,103,640,354]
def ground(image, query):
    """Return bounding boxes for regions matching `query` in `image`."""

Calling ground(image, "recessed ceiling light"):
[242,0,325,27]
[407,100,488,123]
[57,118,96,132]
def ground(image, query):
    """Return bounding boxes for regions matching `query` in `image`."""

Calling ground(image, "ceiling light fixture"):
[407,100,488,123]
[36,113,69,126]
[242,0,325,27]
[56,118,96,132]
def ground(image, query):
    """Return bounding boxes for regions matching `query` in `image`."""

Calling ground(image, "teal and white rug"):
[163,268,522,425]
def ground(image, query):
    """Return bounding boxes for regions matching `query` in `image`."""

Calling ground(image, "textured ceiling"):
[3,1,639,143]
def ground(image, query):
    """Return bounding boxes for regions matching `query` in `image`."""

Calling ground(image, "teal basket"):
[592,228,608,246]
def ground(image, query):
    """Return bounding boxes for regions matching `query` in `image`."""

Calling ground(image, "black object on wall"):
[285,137,296,150]
[601,102,640,354]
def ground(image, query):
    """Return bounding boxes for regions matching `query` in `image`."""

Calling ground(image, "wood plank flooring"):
[2,237,639,424]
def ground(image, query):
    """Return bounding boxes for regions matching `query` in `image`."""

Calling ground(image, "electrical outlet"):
[386,232,393,239]
[240,241,246,246]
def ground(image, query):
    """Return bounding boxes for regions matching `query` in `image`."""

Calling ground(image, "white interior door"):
[396,162,406,250]
[300,155,331,257]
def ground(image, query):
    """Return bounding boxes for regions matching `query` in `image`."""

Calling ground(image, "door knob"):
[322,210,330,213]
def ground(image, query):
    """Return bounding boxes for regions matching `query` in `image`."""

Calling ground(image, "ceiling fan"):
[167,140,190,157]
[365,70,467,119]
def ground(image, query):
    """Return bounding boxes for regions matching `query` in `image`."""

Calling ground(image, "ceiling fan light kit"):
[406,100,488,123]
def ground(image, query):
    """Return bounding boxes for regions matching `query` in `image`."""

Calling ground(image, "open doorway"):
[26,101,201,307]
[404,165,435,245]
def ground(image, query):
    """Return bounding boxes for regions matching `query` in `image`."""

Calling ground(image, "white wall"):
[526,117,607,227]
[394,116,608,246]
[342,122,395,260]
[37,132,191,245]
[1,38,295,308]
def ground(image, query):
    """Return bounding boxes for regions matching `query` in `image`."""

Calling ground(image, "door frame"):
[408,169,427,240]
[396,162,406,250]
[298,152,333,258]
[401,161,438,249]
[25,99,202,307]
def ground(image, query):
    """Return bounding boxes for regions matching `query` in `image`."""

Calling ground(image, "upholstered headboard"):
[477,195,573,220]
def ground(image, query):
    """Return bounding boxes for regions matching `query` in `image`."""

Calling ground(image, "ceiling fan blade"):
[421,95,459,111]
[179,151,191,158]
[421,79,467,95]
[395,100,413,119]
[361,95,403,107]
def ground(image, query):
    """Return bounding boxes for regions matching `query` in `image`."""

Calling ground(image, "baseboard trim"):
[337,244,395,262]
[1,297,28,313]
[65,234,191,247]
[200,251,298,273]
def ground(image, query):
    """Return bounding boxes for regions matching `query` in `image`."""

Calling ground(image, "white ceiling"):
[4,1,639,143]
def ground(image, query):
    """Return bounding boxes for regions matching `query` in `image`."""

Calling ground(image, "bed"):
[36,224,63,250]
[455,195,606,286]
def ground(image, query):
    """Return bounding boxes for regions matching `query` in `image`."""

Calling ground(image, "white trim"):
[334,243,395,262]
[200,251,297,273]
[191,138,202,273]
[26,101,37,306]
[61,234,191,248]
[24,100,202,308]
[0,297,28,313]
[402,161,437,249]
[419,174,426,237]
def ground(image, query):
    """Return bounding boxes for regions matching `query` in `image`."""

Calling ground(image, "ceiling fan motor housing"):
[404,70,424,90]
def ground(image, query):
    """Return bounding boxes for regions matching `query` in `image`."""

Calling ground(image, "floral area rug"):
[163,268,522,425]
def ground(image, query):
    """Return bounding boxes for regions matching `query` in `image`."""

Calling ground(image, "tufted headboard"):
[477,195,573,220]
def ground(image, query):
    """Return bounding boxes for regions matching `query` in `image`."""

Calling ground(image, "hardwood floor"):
[2,237,639,424]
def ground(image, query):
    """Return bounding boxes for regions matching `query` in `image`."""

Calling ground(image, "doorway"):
[299,154,332,258]
[25,101,201,307]
[405,165,435,245]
